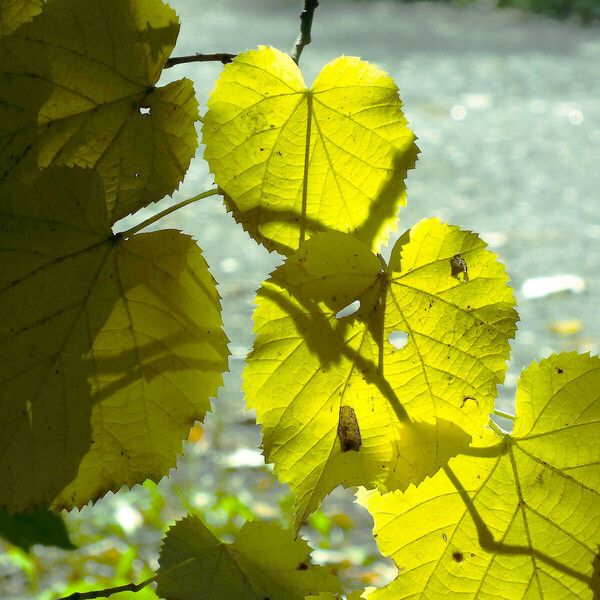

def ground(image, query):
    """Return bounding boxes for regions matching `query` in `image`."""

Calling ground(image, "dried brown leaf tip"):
[337,406,362,452]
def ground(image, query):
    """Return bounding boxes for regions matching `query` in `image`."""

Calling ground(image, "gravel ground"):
[2,1,599,597]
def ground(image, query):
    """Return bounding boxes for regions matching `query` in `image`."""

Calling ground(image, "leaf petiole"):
[120,188,220,238]
[291,0,319,64]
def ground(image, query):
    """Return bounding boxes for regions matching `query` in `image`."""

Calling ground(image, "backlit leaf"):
[203,46,418,255]
[0,0,198,222]
[156,517,342,600]
[361,352,600,599]
[0,167,228,511]
[245,218,517,531]
[0,0,41,36]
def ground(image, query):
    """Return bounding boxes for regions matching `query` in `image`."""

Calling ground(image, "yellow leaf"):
[203,46,418,255]
[244,219,517,532]
[187,424,204,444]
[0,167,228,511]
[361,352,600,599]
[549,319,582,336]
[330,513,354,531]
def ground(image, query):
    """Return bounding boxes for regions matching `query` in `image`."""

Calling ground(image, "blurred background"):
[2,0,599,598]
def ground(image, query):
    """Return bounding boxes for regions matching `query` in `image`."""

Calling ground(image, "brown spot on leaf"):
[452,551,464,562]
[337,406,361,452]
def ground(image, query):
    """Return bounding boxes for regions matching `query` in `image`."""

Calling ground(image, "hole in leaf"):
[460,396,479,408]
[139,106,151,115]
[134,172,141,179]
[335,300,360,319]
[388,330,408,350]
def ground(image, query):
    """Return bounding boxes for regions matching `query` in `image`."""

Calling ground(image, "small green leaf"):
[156,517,343,600]
[361,352,600,599]
[0,0,198,222]
[203,46,418,255]
[0,167,228,511]
[0,0,42,36]
[0,507,75,552]
[245,218,517,531]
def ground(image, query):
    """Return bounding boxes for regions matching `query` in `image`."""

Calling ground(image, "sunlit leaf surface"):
[157,517,342,600]
[0,0,198,222]
[361,352,600,599]
[244,218,517,531]
[203,45,418,255]
[0,167,228,511]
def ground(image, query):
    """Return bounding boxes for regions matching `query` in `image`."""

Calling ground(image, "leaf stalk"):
[291,0,319,64]
[120,188,220,238]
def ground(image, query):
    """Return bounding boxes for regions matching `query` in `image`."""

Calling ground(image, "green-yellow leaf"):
[203,46,418,255]
[0,167,228,511]
[0,0,42,36]
[156,517,343,600]
[245,218,517,532]
[0,0,198,222]
[361,352,600,599]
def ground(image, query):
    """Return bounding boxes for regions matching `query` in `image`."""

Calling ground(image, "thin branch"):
[119,188,220,238]
[165,52,236,69]
[291,0,319,64]
[55,575,156,600]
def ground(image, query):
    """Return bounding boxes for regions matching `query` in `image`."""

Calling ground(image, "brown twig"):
[164,52,236,68]
[55,575,155,600]
[291,0,319,64]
